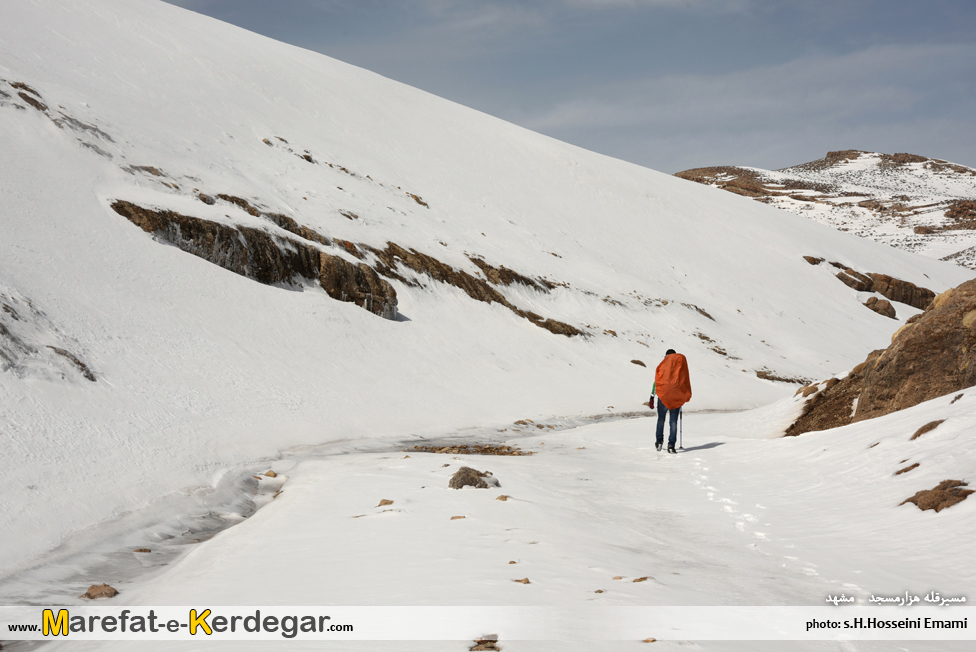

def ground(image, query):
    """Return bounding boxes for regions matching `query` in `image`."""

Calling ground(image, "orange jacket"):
[655,353,692,409]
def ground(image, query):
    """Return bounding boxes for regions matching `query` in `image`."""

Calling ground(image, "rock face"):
[864,297,896,319]
[449,466,493,489]
[80,583,118,599]
[111,200,397,319]
[867,274,936,310]
[836,268,874,292]
[787,279,976,435]
[366,242,582,337]
[806,257,934,314]
[855,279,976,421]
[112,200,583,335]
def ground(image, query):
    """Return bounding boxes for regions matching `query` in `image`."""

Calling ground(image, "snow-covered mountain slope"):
[0,0,972,597]
[676,150,976,269]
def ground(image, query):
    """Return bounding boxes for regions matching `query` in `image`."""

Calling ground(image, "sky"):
[160,0,976,174]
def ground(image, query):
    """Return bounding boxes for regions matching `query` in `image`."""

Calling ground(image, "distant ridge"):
[676,151,976,269]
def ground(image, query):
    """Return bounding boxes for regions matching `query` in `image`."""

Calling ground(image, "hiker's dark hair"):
[665,349,676,355]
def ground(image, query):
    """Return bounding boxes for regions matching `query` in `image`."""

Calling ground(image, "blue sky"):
[162,0,976,173]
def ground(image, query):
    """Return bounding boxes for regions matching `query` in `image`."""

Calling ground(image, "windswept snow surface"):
[0,0,973,635]
[35,389,976,651]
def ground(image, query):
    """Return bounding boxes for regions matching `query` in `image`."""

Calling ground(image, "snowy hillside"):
[1,0,974,640]
[676,150,976,268]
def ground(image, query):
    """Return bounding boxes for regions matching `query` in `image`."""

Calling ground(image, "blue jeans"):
[656,402,680,448]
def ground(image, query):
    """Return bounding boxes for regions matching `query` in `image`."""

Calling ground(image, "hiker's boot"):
[655,442,662,451]
[668,446,676,454]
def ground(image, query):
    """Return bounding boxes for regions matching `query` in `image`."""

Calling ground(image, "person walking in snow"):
[651,349,692,453]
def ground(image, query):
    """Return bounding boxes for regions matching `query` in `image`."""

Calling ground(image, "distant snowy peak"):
[675,150,976,270]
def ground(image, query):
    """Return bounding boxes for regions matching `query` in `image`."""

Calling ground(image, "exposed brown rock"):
[18,91,48,112]
[681,303,715,321]
[412,444,531,456]
[864,297,896,319]
[894,463,919,475]
[756,369,810,384]
[803,256,824,265]
[46,346,96,382]
[944,200,976,223]
[910,420,945,441]
[450,515,466,520]
[10,81,41,97]
[512,578,530,584]
[110,201,397,318]
[855,280,976,421]
[133,548,151,553]
[867,274,935,310]
[785,350,884,436]
[265,470,277,477]
[130,165,165,177]
[407,193,428,208]
[468,256,551,292]
[900,480,973,513]
[470,635,500,651]
[789,278,976,434]
[366,242,581,336]
[216,193,261,216]
[449,466,492,490]
[496,495,510,501]
[631,359,646,367]
[914,226,935,235]
[377,499,394,507]
[836,269,874,292]
[80,584,118,599]
[198,193,216,205]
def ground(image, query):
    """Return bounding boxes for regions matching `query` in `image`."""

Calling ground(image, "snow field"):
[36,391,975,651]
[1,4,974,650]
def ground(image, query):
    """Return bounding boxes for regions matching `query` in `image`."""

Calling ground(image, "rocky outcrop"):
[2,289,97,382]
[836,268,874,292]
[867,274,935,310]
[366,242,583,337]
[787,278,976,435]
[449,467,495,489]
[854,280,976,421]
[111,201,397,319]
[814,257,935,312]
[468,256,553,291]
[900,480,973,513]
[864,297,896,319]
[80,584,118,599]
